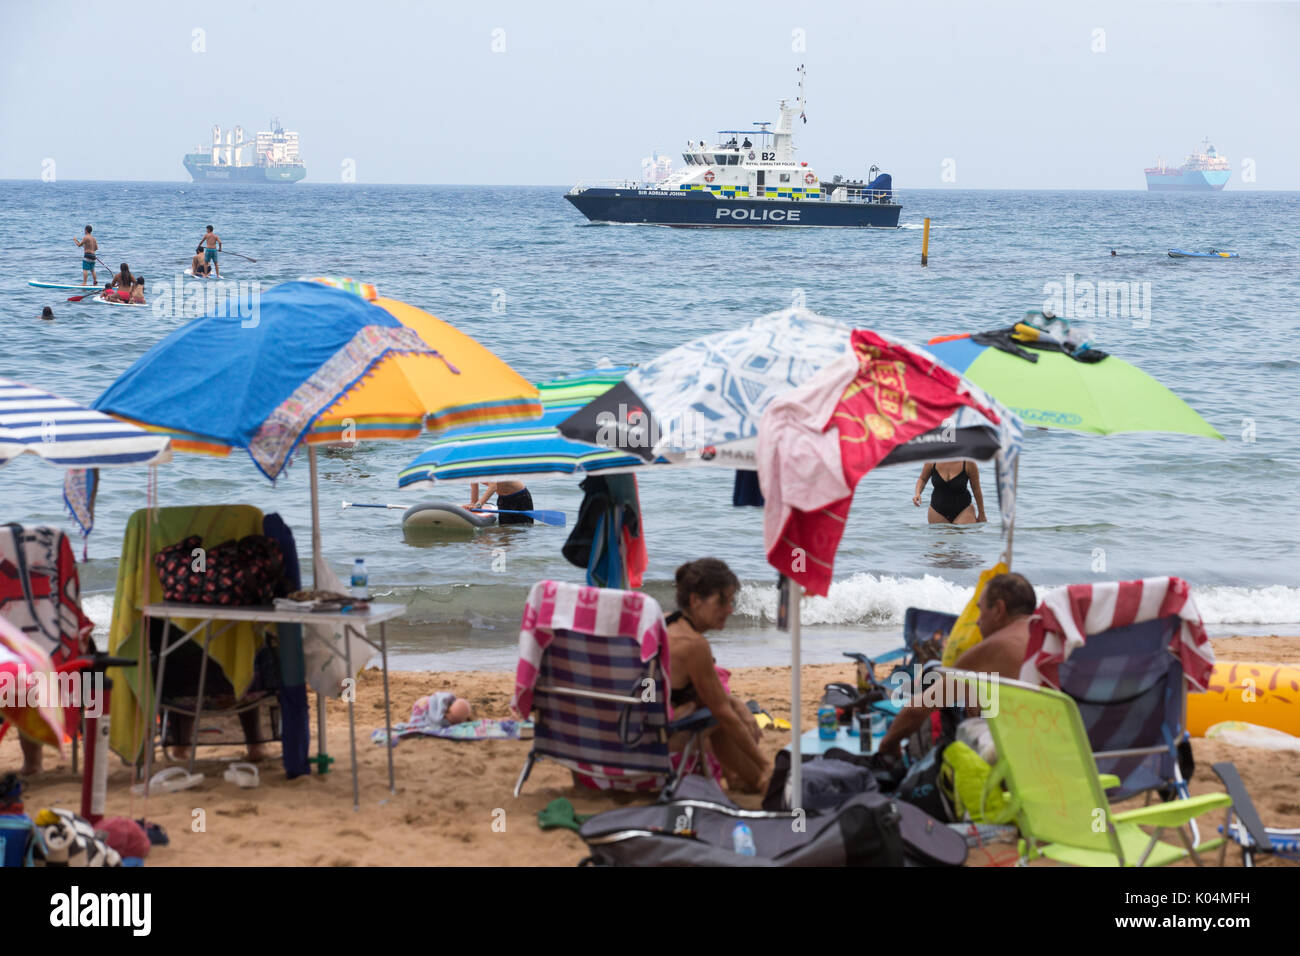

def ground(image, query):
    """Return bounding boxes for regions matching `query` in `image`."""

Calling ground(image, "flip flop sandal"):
[130,767,205,796]
[223,762,260,789]
[746,700,792,731]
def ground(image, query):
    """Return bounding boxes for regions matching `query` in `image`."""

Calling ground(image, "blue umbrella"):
[397,367,645,486]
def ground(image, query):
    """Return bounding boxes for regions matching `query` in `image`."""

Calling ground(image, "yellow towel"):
[108,504,266,762]
[940,561,1009,666]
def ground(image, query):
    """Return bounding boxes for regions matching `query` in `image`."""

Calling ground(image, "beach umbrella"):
[923,331,1222,438]
[557,308,1018,477]
[0,377,172,535]
[93,280,542,572]
[397,367,646,486]
[558,309,852,468]
[0,615,64,750]
[758,329,1023,806]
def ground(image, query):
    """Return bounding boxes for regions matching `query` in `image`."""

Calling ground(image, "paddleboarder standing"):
[199,224,222,277]
[74,225,98,284]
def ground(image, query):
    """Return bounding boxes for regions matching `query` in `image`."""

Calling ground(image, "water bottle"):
[351,558,369,601]
[848,711,861,737]
[817,704,838,741]
[731,822,756,857]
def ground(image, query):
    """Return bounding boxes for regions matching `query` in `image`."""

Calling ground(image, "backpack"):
[578,775,905,867]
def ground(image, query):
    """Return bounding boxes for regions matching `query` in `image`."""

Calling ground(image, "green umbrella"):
[924,335,1222,438]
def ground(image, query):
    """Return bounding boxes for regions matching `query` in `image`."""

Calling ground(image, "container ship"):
[565,67,900,228]
[1144,139,1229,191]
[183,120,306,183]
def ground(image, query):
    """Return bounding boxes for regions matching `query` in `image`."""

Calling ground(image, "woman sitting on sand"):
[912,460,987,525]
[665,558,771,793]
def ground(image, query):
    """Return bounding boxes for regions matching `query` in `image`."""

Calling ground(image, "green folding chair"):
[943,669,1231,867]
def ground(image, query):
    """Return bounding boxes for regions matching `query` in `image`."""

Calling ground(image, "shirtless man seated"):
[190,249,211,276]
[876,572,1037,758]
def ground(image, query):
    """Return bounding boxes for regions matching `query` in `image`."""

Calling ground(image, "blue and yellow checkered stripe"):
[679,183,819,199]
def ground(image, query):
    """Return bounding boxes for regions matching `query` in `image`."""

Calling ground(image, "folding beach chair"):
[1212,762,1300,867]
[945,669,1230,866]
[512,581,714,800]
[1056,615,1190,803]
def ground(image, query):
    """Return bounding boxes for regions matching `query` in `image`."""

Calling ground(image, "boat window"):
[714,154,729,166]
[779,173,791,183]
[683,154,696,165]
[728,154,740,165]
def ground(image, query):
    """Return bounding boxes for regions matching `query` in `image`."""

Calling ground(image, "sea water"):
[3,181,1298,668]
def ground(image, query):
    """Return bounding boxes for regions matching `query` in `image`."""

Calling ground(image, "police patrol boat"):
[565,67,900,228]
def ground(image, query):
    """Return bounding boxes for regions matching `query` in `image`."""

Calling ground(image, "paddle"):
[219,250,258,262]
[67,291,103,302]
[341,500,566,527]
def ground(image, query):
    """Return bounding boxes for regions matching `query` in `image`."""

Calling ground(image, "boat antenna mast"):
[773,64,806,162]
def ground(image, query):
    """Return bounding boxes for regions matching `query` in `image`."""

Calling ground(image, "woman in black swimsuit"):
[665,558,770,793]
[912,460,987,525]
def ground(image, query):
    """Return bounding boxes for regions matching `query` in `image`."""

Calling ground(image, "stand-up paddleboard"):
[28,280,104,291]
[90,295,149,308]
[183,269,234,279]
[401,501,497,532]
[1168,249,1238,259]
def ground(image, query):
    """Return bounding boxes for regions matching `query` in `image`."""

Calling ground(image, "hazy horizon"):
[3,0,1296,190]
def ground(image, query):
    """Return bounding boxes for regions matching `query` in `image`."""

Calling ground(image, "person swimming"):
[40,306,54,321]
[912,460,987,525]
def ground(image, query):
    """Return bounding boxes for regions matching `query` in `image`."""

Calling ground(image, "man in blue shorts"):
[199,224,222,277]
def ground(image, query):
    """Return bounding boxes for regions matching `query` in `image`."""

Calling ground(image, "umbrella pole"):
[1000,457,1020,568]
[790,582,802,814]
[309,445,321,588]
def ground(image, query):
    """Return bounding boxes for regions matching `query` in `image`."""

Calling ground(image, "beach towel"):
[108,505,265,762]
[262,513,310,778]
[1021,576,1215,692]
[372,717,534,746]
[511,580,669,718]
[0,525,93,739]
[762,333,999,595]
[0,525,92,668]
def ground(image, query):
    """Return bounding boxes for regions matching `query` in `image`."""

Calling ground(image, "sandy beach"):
[6,635,1297,867]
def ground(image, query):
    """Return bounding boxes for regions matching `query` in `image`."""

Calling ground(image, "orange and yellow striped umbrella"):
[310,297,541,444]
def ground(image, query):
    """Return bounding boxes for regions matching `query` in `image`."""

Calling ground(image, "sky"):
[2,0,1296,188]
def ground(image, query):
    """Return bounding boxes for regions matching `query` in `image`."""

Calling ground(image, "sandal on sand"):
[131,767,205,797]
[223,762,260,789]
[746,700,792,731]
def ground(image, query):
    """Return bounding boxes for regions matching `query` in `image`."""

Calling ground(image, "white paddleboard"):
[28,280,104,291]
[183,269,234,279]
[90,295,149,308]
[402,501,496,532]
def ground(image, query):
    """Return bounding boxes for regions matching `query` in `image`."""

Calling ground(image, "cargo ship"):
[1144,139,1229,191]
[183,120,306,183]
[565,66,900,228]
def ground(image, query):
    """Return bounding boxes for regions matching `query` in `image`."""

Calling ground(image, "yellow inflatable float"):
[1187,661,1300,737]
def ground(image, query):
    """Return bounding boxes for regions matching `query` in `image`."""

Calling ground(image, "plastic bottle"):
[731,822,756,857]
[848,711,861,737]
[817,704,838,741]
[351,558,369,601]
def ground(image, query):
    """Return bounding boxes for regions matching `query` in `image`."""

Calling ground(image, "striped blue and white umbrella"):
[0,378,171,534]
[398,368,644,486]
[0,378,171,468]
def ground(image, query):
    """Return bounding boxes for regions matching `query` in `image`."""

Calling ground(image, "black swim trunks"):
[495,487,534,525]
